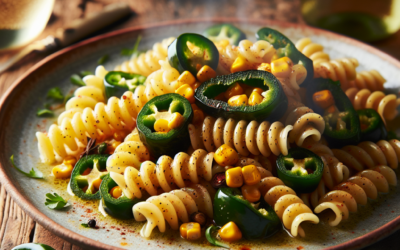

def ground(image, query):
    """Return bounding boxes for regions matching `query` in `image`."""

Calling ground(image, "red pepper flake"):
[352,232,355,234]
[333,238,336,239]
[392,211,394,213]
[121,232,126,235]
[297,247,304,250]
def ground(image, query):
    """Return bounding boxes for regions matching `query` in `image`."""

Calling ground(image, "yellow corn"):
[197,65,217,83]
[271,56,293,78]
[228,94,248,106]
[257,63,271,72]
[92,178,102,191]
[248,91,263,106]
[271,54,279,62]
[241,185,261,203]
[180,222,201,240]
[242,165,261,186]
[214,144,239,167]
[63,156,77,167]
[224,83,244,99]
[192,109,205,125]
[154,119,171,133]
[110,186,122,199]
[176,84,195,103]
[52,164,73,179]
[216,39,230,48]
[218,222,242,242]
[226,167,244,188]
[313,90,335,109]
[231,56,250,73]
[168,112,185,129]
[252,88,264,95]
[178,71,196,86]
[193,81,201,90]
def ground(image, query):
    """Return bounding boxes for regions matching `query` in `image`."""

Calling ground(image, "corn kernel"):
[252,88,264,95]
[154,119,171,133]
[218,222,242,242]
[271,57,293,78]
[52,164,73,179]
[176,84,195,103]
[110,186,122,198]
[168,112,185,129]
[178,71,196,85]
[214,144,239,166]
[271,54,279,62]
[224,83,244,99]
[193,81,202,90]
[226,167,244,188]
[326,105,337,114]
[242,165,261,186]
[313,90,335,109]
[231,56,250,73]
[228,94,248,106]
[197,65,217,83]
[248,91,263,106]
[63,156,77,167]
[192,109,205,125]
[241,185,261,203]
[92,178,102,190]
[180,222,201,240]
[257,63,271,72]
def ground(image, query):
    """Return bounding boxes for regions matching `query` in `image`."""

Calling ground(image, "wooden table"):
[0,0,399,249]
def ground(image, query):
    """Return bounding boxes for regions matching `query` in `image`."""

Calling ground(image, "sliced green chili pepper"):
[214,187,281,240]
[137,93,193,158]
[203,23,246,46]
[104,71,146,98]
[195,70,287,122]
[307,78,361,147]
[357,109,387,142]
[69,154,109,200]
[277,148,324,193]
[205,225,229,249]
[256,27,314,86]
[100,174,142,219]
[168,33,219,75]
[12,243,55,250]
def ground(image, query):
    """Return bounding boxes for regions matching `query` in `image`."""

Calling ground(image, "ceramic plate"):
[1,18,400,250]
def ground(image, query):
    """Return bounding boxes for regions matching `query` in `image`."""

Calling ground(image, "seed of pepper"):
[190,212,206,227]
[88,219,96,228]
[211,172,227,189]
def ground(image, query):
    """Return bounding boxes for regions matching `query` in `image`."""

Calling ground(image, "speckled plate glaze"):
[1,18,400,250]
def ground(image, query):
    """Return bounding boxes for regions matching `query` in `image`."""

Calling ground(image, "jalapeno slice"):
[276,148,324,193]
[137,93,193,158]
[69,154,109,200]
[194,70,287,122]
[256,27,314,87]
[203,23,246,46]
[168,33,219,75]
[213,187,281,240]
[104,71,146,98]
[357,109,387,142]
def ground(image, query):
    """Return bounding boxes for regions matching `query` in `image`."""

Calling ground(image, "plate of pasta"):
[1,18,400,250]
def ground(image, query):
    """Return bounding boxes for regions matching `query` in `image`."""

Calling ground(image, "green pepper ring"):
[203,23,246,46]
[104,71,146,99]
[100,173,142,220]
[276,148,324,194]
[69,154,109,200]
[357,109,387,142]
[168,33,219,75]
[194,70,287,122]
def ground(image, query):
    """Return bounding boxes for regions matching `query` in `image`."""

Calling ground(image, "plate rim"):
[1,17,400,250]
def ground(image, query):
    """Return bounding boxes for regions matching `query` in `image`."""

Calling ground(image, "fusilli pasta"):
[348,70,386,91]
[295,38,330,64]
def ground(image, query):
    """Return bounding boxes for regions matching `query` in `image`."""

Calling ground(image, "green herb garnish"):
[70,74,85,86]
[81,223,89,228]
[80,70,93,77]
[47,87,64,101]
[98,55,109,64]
[121,35,142,56]
[10,155,43,179]
[45,193,69,210]
[36,108,54,117]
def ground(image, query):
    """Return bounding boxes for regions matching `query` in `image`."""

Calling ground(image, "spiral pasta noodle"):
[348,70,386,91]
[313,166,397,226]
[332,139,400,172]
[132,184,213,238]
[295,38,330,64]
[345,87,399,123]
[217,39,276,73]
[114,37,175,77]
[314,58,359,91]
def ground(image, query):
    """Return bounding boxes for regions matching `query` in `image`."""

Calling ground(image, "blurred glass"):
[301,0,400,42]
[0,0,55,50]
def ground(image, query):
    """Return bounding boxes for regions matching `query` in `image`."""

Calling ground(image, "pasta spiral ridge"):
[345,87,399,122]
[295,38,330,64]
[133,184,213,238]
[348,70,386,91]
[332,139,400,172]
[314,58,359,90]
[114,37,175,77]
[109,149,214,199]
[314,166,397,226]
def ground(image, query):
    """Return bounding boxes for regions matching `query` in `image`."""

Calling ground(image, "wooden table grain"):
[0,0,399,249]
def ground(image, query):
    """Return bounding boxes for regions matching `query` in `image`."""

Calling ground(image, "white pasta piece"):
[295,37,330,65]
[348,70,386,91]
